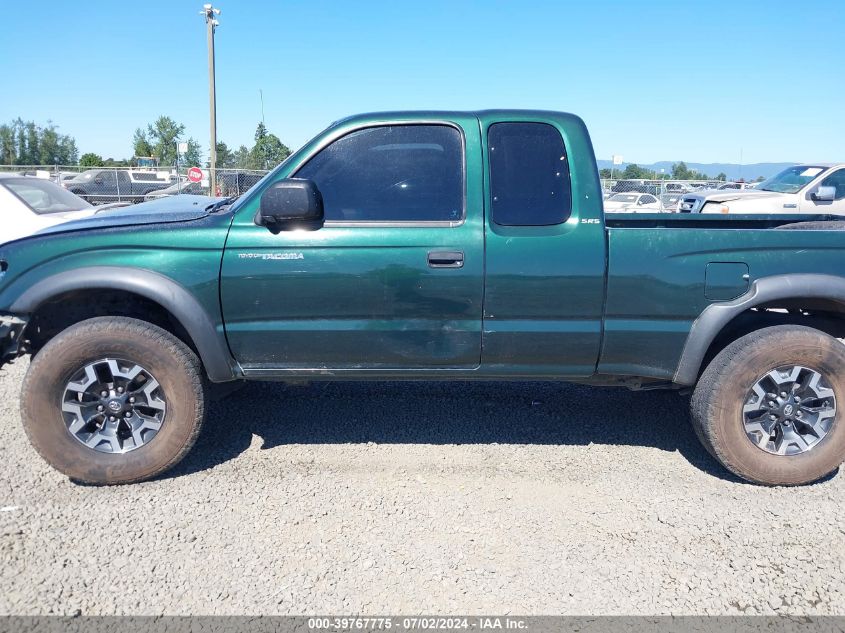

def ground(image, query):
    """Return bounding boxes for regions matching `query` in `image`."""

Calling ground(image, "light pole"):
[201,4,220,196]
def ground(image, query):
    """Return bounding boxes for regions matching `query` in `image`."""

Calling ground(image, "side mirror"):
[812,185,836,202]
[259,178,324,231]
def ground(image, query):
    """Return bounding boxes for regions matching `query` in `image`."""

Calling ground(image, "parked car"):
[0,174,98,244]
[660,193,683,212]
[663,182,693,194]
[4,111,845,488]
[54,171,80,185]
[603,192,661,212]
[143,180,206,201]
[679,164,845,214]
[62,169,175,205]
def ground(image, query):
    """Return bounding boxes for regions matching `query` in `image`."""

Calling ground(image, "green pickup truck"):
[2,110,845,487]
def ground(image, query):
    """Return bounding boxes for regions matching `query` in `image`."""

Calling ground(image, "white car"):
[0,174,99,245]
[603,192,661,212]
[681,164,845,215]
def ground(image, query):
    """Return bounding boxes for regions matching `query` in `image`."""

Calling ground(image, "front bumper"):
[0,314,28,369]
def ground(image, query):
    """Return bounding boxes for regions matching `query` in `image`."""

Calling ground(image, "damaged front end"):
[0,314,28,369]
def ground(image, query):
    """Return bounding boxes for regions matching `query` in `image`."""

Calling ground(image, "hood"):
[686,190,786,203]
[48,208,99,222]
[35,194,225,237]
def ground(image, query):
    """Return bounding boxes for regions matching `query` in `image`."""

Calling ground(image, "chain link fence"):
[600,179,757,213]
[1,164,755,212]
[0,164,270,205]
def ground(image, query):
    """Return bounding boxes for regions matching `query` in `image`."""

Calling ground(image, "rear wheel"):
[691,325,845,485]
[21,317,206,484]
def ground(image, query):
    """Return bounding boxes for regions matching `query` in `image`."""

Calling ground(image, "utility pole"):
[201,4,220,196]
[259,89,265,125]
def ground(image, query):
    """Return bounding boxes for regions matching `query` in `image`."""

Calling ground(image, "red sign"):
[187,167,204,183]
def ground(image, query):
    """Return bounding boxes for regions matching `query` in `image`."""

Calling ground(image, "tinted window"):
[488,122,571,226]
[295,125,463,222]
[131,172,160,181]
[97,171,116,186]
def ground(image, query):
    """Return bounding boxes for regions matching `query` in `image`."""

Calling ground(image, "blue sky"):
[2,0,843,165]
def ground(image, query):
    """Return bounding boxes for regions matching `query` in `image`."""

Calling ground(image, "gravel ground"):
[0,358,843,616]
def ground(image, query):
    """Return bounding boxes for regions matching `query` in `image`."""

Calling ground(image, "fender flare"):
[674,273,845,386]
[10,266,238,382]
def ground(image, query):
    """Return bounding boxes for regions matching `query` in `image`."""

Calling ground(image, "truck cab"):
[63,168,175,204]
[221,111,605,377]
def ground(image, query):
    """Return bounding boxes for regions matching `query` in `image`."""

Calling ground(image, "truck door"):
[220,117,484,373]
[115,170,131,202]
[801,168,845,214]
[478,115,607,376]
[93,170,117,205]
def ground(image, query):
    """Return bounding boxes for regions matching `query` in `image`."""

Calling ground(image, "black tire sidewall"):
[21,318,204,484]
[703,327,845,485]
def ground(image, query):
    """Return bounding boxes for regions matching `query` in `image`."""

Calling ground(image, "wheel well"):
[699,299,845,378]
[24,289,199,358]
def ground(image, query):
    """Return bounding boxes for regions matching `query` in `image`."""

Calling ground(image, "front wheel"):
[691,325,845,485]
[21,317,206,484]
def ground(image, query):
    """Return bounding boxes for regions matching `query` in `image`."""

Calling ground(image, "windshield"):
[609,194,637,203]
[758,166,827,194]
[3,178,92,214]
[69,170,98,181]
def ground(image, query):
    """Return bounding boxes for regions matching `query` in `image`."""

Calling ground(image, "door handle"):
[427,250,464,268]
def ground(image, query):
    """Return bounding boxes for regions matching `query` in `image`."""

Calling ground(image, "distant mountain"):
[596,160,794,181]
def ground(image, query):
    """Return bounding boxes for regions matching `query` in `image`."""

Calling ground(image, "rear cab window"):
[487,122,572,226]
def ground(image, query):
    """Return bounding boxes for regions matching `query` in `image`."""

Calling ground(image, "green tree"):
[16,120,27,164]
[622,164,656,179]
[215,141,236,168]
[671,161,687,179]
[0,124,17,164]
[248,122,290,170]
[79,152,104,167]
[133,128,154,158]
[0,119,77,165]
[39,125,60,164]
[62,137,79,165]
[147,116,185,166]
[132,116,189,165]
[25,122,39,165]
[715,172,727,181]
[183,138,203,167]
[232,145,250,169]
[671,161,711,180]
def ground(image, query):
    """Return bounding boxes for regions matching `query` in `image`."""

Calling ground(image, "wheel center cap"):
[107,400,123,413]
[783,404,795,417]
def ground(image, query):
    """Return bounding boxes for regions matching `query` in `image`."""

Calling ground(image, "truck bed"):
[600,214,845,381]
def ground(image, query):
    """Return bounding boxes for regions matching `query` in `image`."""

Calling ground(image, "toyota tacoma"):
[2,110,845,486]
